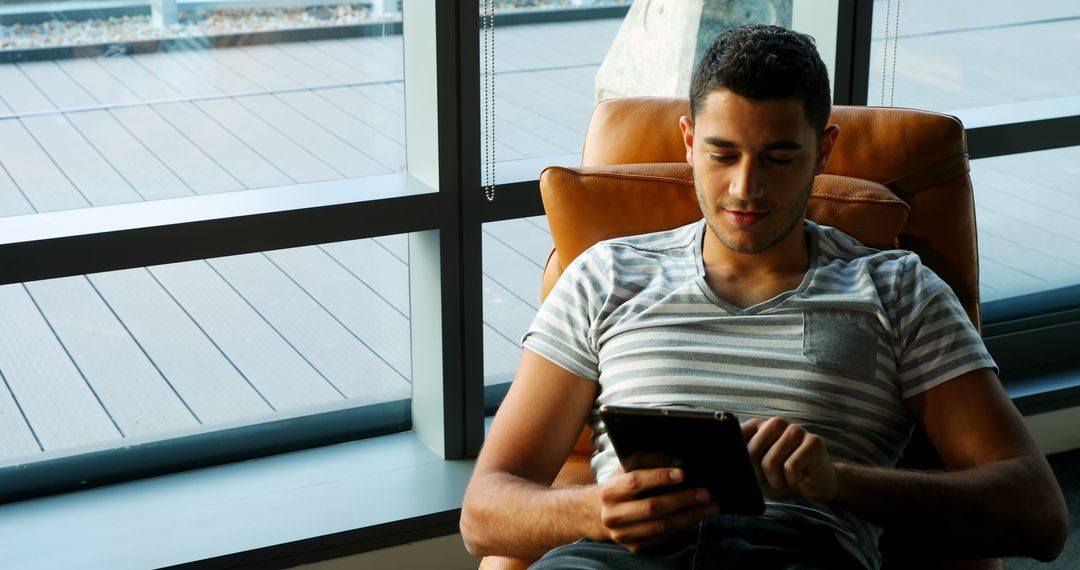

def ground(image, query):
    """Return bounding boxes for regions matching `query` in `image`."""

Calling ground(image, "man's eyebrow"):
[702,137,803,151]
[703,137,738,148]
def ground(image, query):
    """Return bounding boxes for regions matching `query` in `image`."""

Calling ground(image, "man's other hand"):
[743,417,839,503]
[594,467,719,553]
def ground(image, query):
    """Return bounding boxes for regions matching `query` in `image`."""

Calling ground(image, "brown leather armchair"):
[479,97,1003,570]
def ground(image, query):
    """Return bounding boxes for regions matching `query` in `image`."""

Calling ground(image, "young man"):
[461,24,1067,569]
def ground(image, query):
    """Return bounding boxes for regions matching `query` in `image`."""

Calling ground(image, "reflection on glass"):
[869,0,1080,111]
[0,2,406,220]
[481,1,628,164]
[0,234,412,467]
[971,146,1080,303]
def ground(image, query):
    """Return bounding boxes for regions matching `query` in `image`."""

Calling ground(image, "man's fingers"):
[747,417,789,459]
[601,486,713,528]
[606,503,716,548]
[603,467,685,502]
[784,433,831,493]
[741,418,764,443]
[747,417,789,483]
[761,423,806,490]
[745,418,837,502]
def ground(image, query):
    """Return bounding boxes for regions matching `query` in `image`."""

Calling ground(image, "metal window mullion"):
[0,194,441,286]
[456,0,487,459]
[833,0,873,106]
[478,181,545,224]
[404,0,484,460]
[966,116,1080,159]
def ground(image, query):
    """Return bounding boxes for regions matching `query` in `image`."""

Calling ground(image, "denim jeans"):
[530,514,867,570]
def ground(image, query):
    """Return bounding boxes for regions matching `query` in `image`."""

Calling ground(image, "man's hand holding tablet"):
[598,404,766,515]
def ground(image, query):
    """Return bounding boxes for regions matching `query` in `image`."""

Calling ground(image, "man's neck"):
[700,222,812,308]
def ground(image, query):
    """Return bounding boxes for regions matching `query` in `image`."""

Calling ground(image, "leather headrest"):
[540,163,909,268]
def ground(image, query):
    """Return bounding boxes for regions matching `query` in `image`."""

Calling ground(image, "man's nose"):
[729,160,764,200]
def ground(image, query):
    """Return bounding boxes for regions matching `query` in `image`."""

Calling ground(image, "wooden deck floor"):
[0,12,1078,465]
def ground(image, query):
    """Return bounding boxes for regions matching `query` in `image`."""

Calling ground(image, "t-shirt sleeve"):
[520,246,611,381]
[893,254,998,399]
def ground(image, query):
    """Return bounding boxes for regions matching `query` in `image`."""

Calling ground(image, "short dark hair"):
[689,24,831,133]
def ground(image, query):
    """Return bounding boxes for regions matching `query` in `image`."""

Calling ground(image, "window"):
[868,0,1080,111]
[481,216,551,407]
[0,2,408,218]
[870,0,1080,308]
[0,235,413,474]
[970,146,1080,304]
[869,0,1080,402]
[0,0,464,502]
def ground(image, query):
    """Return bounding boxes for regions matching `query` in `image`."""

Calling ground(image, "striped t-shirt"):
[522,219,997,569]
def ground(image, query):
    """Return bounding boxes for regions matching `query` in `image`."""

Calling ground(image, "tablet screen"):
[599,404,765,516]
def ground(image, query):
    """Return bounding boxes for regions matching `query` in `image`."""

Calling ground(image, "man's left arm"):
[748,367,1069,561]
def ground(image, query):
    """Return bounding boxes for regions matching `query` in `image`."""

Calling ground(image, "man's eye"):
[709,154,737,163]
[767,156,796,165]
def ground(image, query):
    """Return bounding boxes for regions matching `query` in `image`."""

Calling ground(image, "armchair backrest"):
[542,97,981,328]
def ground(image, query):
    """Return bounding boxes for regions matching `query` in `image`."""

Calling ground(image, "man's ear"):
[816,125,841,174]
[678,116,694,166]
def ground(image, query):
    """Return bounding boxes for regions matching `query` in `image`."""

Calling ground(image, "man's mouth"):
[724,210,767,226]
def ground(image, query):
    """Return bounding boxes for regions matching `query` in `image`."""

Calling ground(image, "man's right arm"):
[460,348,603,559]
[460,349,717,560]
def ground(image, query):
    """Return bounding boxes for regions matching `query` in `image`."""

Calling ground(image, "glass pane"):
[480,0,837,166]
[482,215,552,391]
[973,146,1080,303]
[0,233,412,467]
[868,0,1080,111]
[0,2,406,220]
[480,3,625,166]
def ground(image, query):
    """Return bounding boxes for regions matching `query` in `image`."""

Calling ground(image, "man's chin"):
[704,218,786,254]
[717,230,776,255]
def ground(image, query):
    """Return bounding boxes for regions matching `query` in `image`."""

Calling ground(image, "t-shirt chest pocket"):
[802,311,880,378]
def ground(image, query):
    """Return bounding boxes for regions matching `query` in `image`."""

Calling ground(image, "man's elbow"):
[1029,504,1069,562]
[1014,466,1070,563]
[460,530,487,559]
[459,488,496,558]
[1023,458,1070,562]
[459,509,491,558]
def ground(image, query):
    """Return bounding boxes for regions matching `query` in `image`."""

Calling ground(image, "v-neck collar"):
[692,219,819,316]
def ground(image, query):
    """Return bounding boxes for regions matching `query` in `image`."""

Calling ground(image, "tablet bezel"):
[598,404,765,516]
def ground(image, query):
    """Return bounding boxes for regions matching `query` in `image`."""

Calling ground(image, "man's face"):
[679,90,837,255]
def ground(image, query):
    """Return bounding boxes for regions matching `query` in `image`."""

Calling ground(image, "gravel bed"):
[0,5,379,50]
[0,1,629,51]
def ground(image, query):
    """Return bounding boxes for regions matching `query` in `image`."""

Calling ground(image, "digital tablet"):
[598,404,765,516]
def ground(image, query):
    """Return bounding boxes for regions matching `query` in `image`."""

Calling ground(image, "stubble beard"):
[696,174,814,255]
